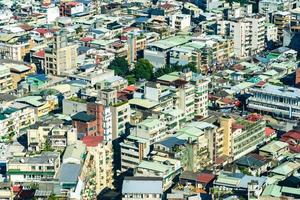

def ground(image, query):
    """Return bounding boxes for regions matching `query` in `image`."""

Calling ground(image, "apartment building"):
[10,102,36,130]
[0,65,12,93]
[273,12,291,41]
[127,33,146,64]
[169,14,191,31]
[120,135,151,172]
[227,14,266,58]
[45,32,78,76]
[0,107,20,138]
[110,101,130,139]
[248,84,300,119]
[220,114,266,161]
[59,1,84,16]
[224,3,253,20]
[82,136,114,193]
[170,36,234,73]
[7,152,60,183]
[0,34,35,61]
[191,74,209,119]
[135,159,181,191]
[135,118,167,144]
[144,35,191,69]
[259,0,298,16]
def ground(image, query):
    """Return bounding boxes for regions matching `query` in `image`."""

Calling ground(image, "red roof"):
[221,97,235,104]
[125,85,137,92]
[281,130,300,140]
[80,37,94,43]
[35,49,45,58]
[197,173,215,184]
[34,28,50,35]
[12,185,22,193]
[66,1,81,6]
[246,113,263,122]
[232,123,244,131]
[82,136,103,147]
[265,127,275,137]
[120,35,128,41]
[256,81,266,87]
[160,3,173,9]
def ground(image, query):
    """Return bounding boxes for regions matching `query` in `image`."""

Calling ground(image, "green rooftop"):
[139,118,161,129]
[149,35,191,50]
[138,160,172,173]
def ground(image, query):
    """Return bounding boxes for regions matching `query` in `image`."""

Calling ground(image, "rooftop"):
[58,163,81,183]
[122,176,163,194]
[9,152,59,164]
[71,111,96,122]
[259,141,288,154]
[148,35,191,50]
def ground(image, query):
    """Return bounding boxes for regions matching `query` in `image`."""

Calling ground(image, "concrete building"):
[120,135,151,172]
[248,84,300,119]
[45,32,78,76]
[0,65,12,93]
[169,14,191,31]
[63,97,87,116]
[122,177,163,200]
[110,101,130,139]
[72,111,97,136]
[82,136,114,193]
[0,34,35,61]
[220,114,266,161]
[259,0,298,16]
[144,35,191,69]
[0,107,20,138]
[127,33,146,64]
[266,23,278,43]
[273,12,291,41]
[229,14,266,58]
[7,152,60,183]
[191,75,209,119]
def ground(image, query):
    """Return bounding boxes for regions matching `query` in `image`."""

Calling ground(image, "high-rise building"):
[229,14,266,58]
[110,101,130,139]
[45,31,78,76]
[273,12,291,41]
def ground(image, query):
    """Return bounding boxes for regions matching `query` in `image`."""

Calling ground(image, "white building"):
[229,14,266,58]
[248,84,300,119]
[266,23,278,42]
[169,14,191,31]
[120,135,151,172]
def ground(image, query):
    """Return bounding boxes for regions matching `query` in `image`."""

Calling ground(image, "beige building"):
[45,32,78,76]
[219,114,266,161]
[0,34,35,61]
[110,101,130,139]
[0,65,12,93]
[82,139,114,193]
[273,11,291,41]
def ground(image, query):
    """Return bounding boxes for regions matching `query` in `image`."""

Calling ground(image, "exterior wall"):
[0,66,13,93]
[87,102,104,136]
[72,120,97,136]
[63,99,87,116]
[110,102,130,140]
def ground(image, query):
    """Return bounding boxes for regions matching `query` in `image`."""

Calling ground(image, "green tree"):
[108,57,130,76]
[126,75,136,85]
[76,26,84,35]
[134,59,153,80]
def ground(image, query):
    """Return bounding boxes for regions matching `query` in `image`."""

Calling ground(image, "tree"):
[134,59,154,81]
[126,75,136,85]
[108,57,130,76]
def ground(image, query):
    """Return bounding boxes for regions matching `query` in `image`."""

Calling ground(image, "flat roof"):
[148,35,191,50]
[138,160,172,173]
[129,98,159,109]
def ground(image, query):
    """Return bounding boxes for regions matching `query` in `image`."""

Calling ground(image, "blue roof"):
[27,74,48,82]
[59,163,81,183]
[157,137,187,148]
[135,17,150,23]
[79,64,95,71]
